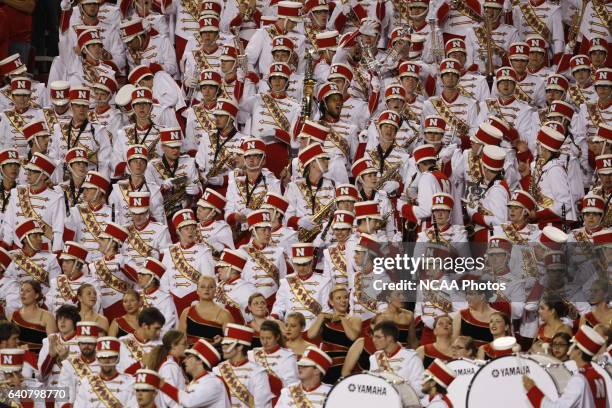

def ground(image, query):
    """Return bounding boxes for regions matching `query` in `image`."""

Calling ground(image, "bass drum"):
[446,359,482,408]
[324,372,421,408]
[467,355,570,407]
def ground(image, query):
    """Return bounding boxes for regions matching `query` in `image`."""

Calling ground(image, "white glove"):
[371,75,381,93]
[359,20,378,36]
[382,180,399,195]
[60,0,72,10]
[161,178,175,190]
[340,1,351,15]
[524,301,539,312]
[183,76,197,89]
[236,66,246,82]
[207,175,224,185]
[298,216,316,230]
[210,241,225,253]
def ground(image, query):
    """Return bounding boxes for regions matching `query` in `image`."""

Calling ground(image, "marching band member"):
[159,338,231,408]
[512,0,564,62]
[284,312,314,358]
[416,315,454,368]
[247,293,270,348]
[133,368,163,408]
[184,69,224,149]
[452,287,499,348]
[322,210,355,286]
[567,55,597,107]
[0,348,45,407]
[45,81,73,128]
[0,149,20,227]
[421,358,456,408]
[1,153,65,252]
[275,346,333,408]
[215,249,255,324]
[161,210,215,316]
[137,258,177,333]
[118,307,165,375]
[214,323,274,408]
[503,42,546,108]
[493,189,540,244]
[54,148,90,209]
[369,320,425,396]
[90,74,123,139]
[476,312,515,360]
[145,329,188,408]
[64,171,113,262]
[0,54,48,110]
[73,336,137,407]
[196,189,235,254]
[580,279,612,329]
[107,290,142,338]
[263,193,298,257]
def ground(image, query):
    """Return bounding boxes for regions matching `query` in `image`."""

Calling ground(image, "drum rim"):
[466,354,565,407]
[323,372,405,408]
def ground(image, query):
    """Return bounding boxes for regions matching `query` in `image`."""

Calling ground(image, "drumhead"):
[467,355,562,408]
[446,359,481,408]
[324,372,421,408]
[528,354,572,392]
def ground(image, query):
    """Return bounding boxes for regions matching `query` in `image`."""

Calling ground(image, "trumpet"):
[428,17,444,64]
[357,36,381,72]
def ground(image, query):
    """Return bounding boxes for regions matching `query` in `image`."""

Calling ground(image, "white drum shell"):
[446,359,482,408]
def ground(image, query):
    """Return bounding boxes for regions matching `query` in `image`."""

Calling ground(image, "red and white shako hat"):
[526,35,547,53]
[332,210,355,229]
[317,81,342,101]
[172,209,197,230]
[384,84,406,102]
[127,144,149,162]
[131,86,153,104]
[445,38,466,56]
[0,247,12,271]
[351,158,377,179]
[160,127,183,147]
[298,346,332,374]
[570,55,591,74]
[15,218,43,242]
[198,15,220,32]
[335,184,359,202]
[128,65,153,85]
[398,61,421,79]
[594,68,612,87]
[595,154,612,175]
[100,221,129,244]
[222,323,255,346]
[25,153,56,178]
[305,0,328,13]
[593,124,612,143]
[128,191,151,213]
[214,98,239,118]
[217,249,247,272]
[10,76,31,95]
[589,37,608,54]
[542,120,565,135]
[261,16,277,26]
[0,148,20,166]
[271,35,295,53]
[539,226,568,250]
[247,209,271,229]
[315,31,338,50]
[592,229,612,246]
[354,200,381,221]
[76,321,101,343]
[431,193,454,211]
[472,123,503,146]
[413,144,437,164]
[439,58,460,75]
[424,116,446,133]
[545,74,569,92]
[496,66,517,83]
[328,63,353,82]
[120,17,145,43]
[0,53,27,77]
[60,241,89,263]
[298,143,328,167]
[354,233,383,255]
[22,120,50,142]
[200,0,222,16]
[378,110,401,128]
[134,369,161,391]
[77,28,102,51]
[268,62,292,79]
[509,42,530,60]
[96,336,121,357]
[50,80,70,105]
[199,69,222,86]
[572,325,605,356]
[220,44,238,61]
[481,145,506,171]
[277,1,302,22]
[292,243,315,264]
[115,84,135,111]
[0,349,25,373]
[69,86,90,105]
[544,250,566,269]
[483,0,503,8]
[93,73,118,95]
[139,257,166,279]
[186,339,221,369]
[241,138,266,156]
[298,120,329,143]
[537,125,565,152]
[425,358,456,389]
[548,101,574,121]
[488,236,512,254]
[262,192,289,214]
[83,171,110,192]
[66,147,89,165]
[508,190,536,212]
[197,188,226,213]
[581,194,605,214]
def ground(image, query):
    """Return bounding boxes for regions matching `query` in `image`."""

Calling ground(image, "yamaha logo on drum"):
[491,366,531,378]
[346,383,388,396]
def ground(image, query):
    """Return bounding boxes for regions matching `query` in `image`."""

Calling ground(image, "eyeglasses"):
[451,345,466,350]
[551,342,569,348]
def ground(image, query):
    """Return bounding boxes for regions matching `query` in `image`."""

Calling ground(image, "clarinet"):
[561,204,567,233]
[112,203,116,222]
[432,215,440,243]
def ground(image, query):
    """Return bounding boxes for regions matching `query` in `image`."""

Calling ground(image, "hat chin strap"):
[245,156,263,170]
[410,8,428,20]
[252,227,260,242]
[83,45,101,64]
[316,158,326,174]
[32,171,43,187]
[25,235,35,250]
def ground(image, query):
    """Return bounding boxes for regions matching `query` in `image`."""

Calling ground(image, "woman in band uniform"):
[379,290,417,348]
[77,283,109,333]
[451,335,478,359]
[10,280,57,354]
[477,311,516,360]
[416,315,453,368]
[453,287,498,348]
[108,289,143,338]
[179,275,234,346]
[308,286,362,384]
[530,296,572,353]
[147,330,189,408]
[247,292,270,349]
[284,312,314,358]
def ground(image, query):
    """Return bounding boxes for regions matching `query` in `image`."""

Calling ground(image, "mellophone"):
[324,356,612,408]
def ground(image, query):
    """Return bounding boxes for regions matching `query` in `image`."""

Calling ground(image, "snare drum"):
[324,372,422,408]
[446,359,482,408]
[467,354,571,408]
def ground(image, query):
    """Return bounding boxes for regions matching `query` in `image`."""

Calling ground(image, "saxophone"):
[297,199,337,242]
[375,160,403,190]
